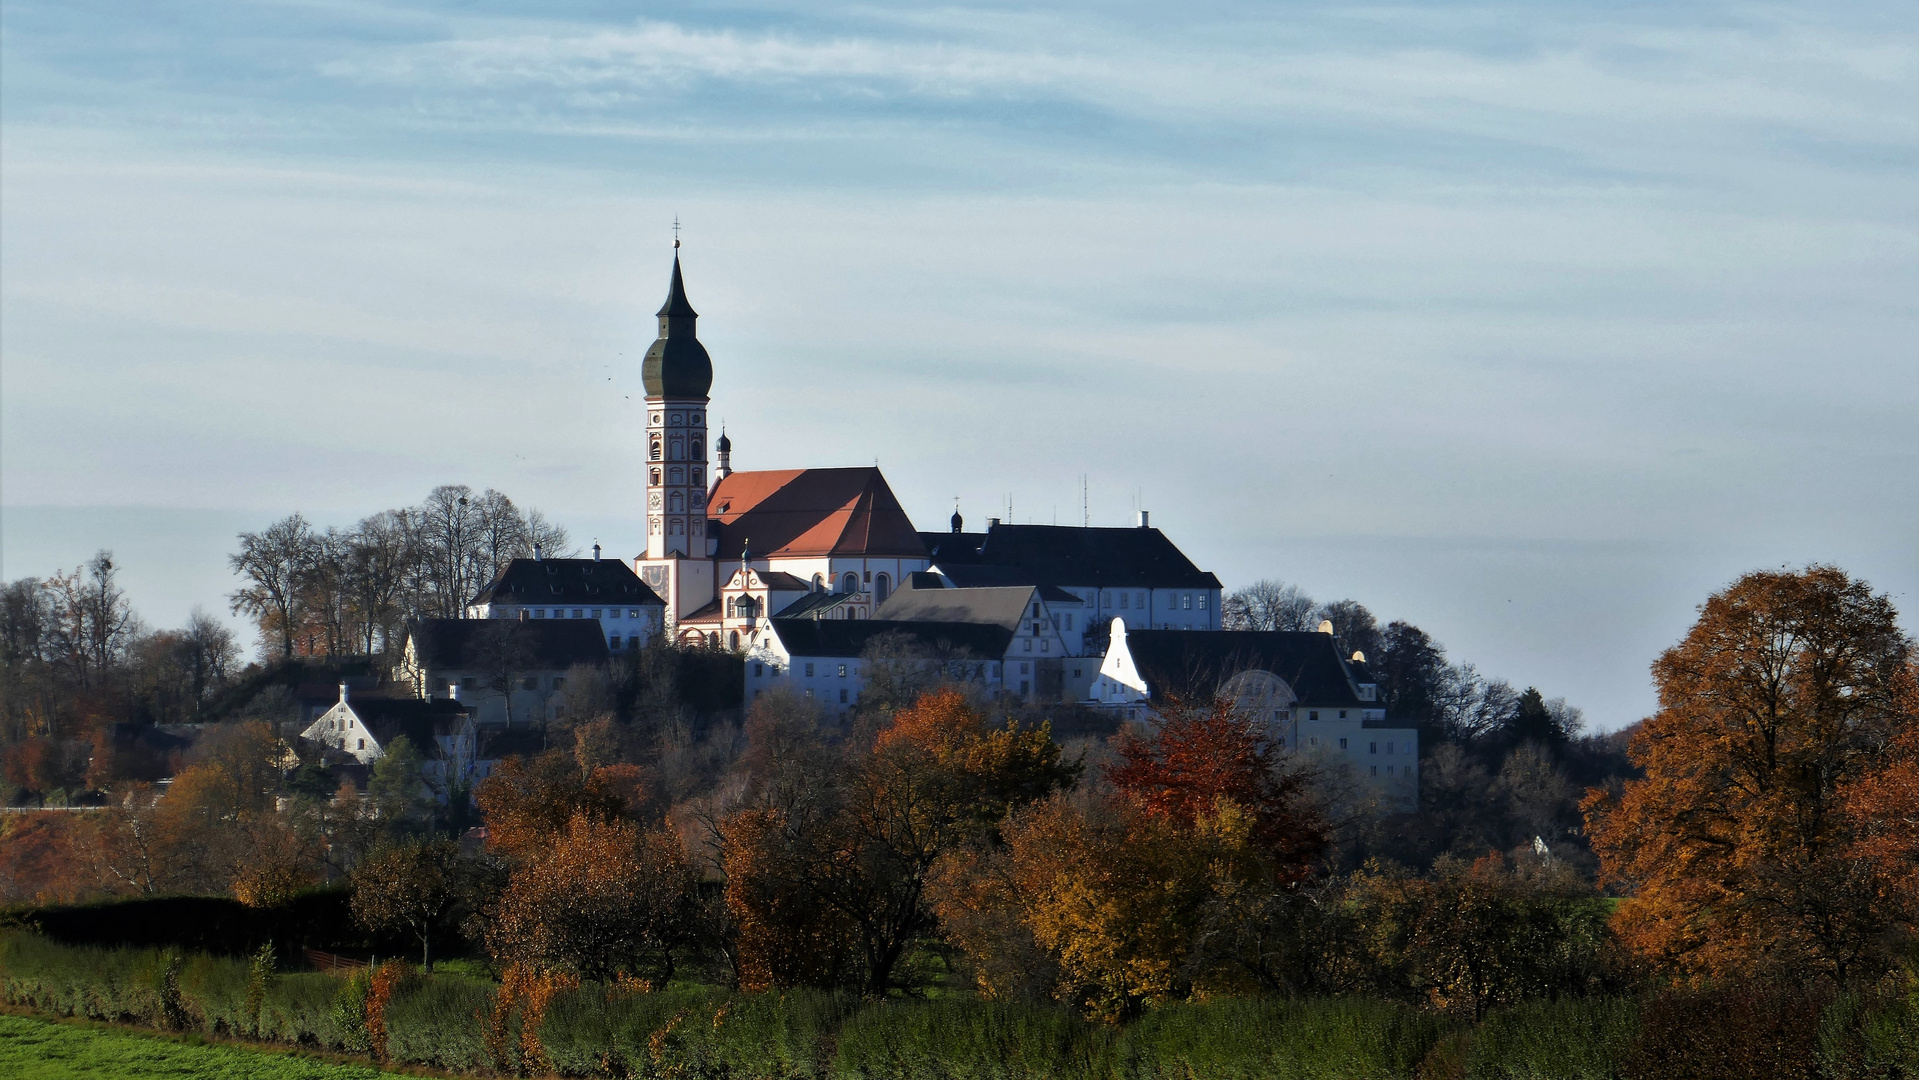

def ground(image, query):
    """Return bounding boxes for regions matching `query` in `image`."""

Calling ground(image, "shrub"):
[383,974,494,1071]
[1465,997,1639,1080]
[1623,982,1826,1080]
[1818,982,1919,1080]
[832,997,1113,1080]
[260,972,355,1047]
[1120,996,1453,1080]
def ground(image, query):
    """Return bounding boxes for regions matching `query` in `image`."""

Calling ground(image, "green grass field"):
[0,1015,391,1080]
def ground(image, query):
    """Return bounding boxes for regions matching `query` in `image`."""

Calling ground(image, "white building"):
[396,619,611,726]
[745,618,1017,716]
[298,682,482,796]
[1091,620,1419,811]
[921,515,1224,635]
[467,552,666,652]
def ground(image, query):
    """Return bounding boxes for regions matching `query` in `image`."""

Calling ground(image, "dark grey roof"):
[471,558,664,608]
[642,254,713,398]
[905,571,947,589]
[752,570,812,591]
[773,591,861,619]
[769,618,1014,659]
[873,582,1036,630]
[922,523,1222,590]
[408,619,610,671]
[1121,630,1362,708]
[351,698,471,757]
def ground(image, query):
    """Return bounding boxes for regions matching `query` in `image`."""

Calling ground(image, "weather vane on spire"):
[672,216,681,249]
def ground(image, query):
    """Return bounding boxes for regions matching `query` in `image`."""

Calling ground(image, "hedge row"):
[3,887,373,957]
[3,931,1914,1079]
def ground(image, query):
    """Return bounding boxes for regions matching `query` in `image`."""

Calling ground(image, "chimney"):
[338,680,349,704]
[534,543,543,561]
[988,517,1001,528]
[1137,510,1150,528]
[593,542,602,562]
[448,683,460,703]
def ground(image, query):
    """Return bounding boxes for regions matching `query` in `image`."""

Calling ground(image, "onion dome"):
[641,253,713,398]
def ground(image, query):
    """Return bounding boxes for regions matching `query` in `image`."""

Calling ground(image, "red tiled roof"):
[708,468,927,559]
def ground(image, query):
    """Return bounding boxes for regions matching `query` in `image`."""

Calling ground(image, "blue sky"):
[3,0,1915,729]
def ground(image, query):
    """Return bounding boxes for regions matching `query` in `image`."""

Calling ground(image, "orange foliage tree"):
[475,750,645,860]
[1585,566,1917,983]
[1107,695,1326,873]
[723,688,1077,994]
[488,813,694,982]
[933,696,1332,1018]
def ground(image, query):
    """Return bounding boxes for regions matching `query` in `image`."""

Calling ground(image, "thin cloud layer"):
[2,0,1915,729]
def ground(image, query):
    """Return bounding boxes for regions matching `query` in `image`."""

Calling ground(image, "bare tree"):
[230,515,316,659]
[526,510,575,558]
[419,486,482,619]
[471,620,538,728]
[1223,579,1318,632]
[1316,599,1381,660]
[347,509,418,656]
[475,489,530,579]
[47,552,139,686]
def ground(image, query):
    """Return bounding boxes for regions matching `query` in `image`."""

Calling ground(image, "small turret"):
[716,428,733,477]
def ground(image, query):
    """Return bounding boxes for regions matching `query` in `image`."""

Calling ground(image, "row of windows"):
[522,607,649,620]
[648,438,705,461]
[650,412,704,427]
[1370,765,1411,777]
[1305,735,1410,757]
[1097,591,1211,611]
[648,467,705,487]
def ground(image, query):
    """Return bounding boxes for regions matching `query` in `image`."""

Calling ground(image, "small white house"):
[299,682,481,796]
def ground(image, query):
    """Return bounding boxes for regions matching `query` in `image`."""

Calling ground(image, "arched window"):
[874,573,891,602]
[812,574,825,592]
[649,437,661,461]
[841,572,859,594]
[649,468,661,485]
[726,597,736,617]
[728,631,740,651]
[691,439,703,459]
[670,438,685,461]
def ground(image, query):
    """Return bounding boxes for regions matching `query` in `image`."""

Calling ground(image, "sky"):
[2,1,1914,731]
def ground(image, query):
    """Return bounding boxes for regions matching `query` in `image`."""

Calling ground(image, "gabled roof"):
[773,591,862,619]
[471,558,664,608]
[1120,630,1363,707]
[873,581,1037,631]
[743,570,812,592]
[407,619,611,671]
[923,523,1221,590]
[768,618,1014,659]
[709,468,927,559]
[354,699,471,756]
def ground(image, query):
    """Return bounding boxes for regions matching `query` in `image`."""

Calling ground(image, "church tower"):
[641,249,713,560]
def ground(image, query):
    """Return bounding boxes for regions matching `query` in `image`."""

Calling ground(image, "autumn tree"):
[1107,696,1325,872]
[723,688,1076,994]
[352,838,464,970]
[229,515,316,659]
[475,751,640,861]
[1343,852,1616,1020]
[1585,566,1916,984]
[489,814,693,982]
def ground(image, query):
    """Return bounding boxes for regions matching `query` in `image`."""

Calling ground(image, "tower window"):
[650,438,661,460]
[691,440,703,458]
